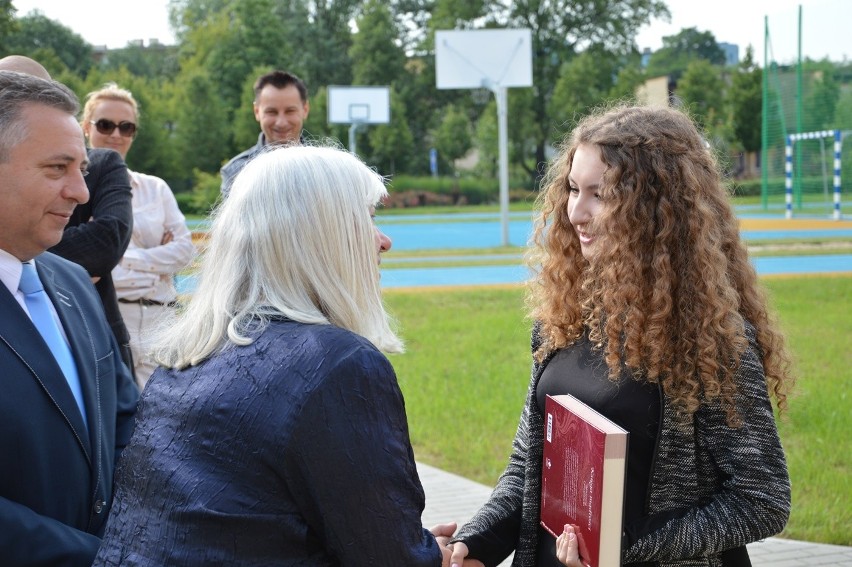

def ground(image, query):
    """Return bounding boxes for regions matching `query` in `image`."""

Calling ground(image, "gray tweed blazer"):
[455,323,790,567]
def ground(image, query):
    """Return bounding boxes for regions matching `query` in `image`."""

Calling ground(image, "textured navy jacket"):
[94,319,442,566]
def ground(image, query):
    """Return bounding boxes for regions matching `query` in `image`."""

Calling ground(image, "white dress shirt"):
[111,170,196,303]
[0,248,71,343]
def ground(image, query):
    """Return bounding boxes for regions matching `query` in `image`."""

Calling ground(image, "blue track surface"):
[179,212,850,293]
[376,220,852,251]
[177,255,852,294]
[377,255,852,289]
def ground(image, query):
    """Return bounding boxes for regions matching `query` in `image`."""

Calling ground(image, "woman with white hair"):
[93,146,455,566]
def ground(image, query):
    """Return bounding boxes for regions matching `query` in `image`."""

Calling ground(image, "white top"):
[112,171,196,303]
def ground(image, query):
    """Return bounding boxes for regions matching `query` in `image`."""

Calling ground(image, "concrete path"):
[416,462,852,567]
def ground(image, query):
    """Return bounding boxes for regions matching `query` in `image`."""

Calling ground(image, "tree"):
[676,59,725,132]
[474,99,498,178]
[101,43,180,79]
[645,27,725,80]
[834,89,852,190]
[231,64,267,152]
[301,0,360,87]
[432,104,472,174]
[802,69,840,132]
[550,48,621,136]
[5,11,93,75]
[728,46,762,175]
[0,0,17,53]
[171,0,310,111]
[834,89,852,130]
[368,88,415,174]
[173,67,230,178]
[479,0,669,183]
[349,0,411,169]
[350,0,407,86]
[168,0,231,43]
[608,59,646,102]
[428,0,487,31]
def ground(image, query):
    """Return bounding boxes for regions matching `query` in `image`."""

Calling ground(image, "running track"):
[180,217,852,293]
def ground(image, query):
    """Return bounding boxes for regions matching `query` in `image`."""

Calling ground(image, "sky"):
[9,0,851,64]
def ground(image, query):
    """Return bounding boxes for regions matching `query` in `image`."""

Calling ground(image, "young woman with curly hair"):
[448,105,794,567]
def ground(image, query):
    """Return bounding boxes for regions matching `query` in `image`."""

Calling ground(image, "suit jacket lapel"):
[0,266,92,462]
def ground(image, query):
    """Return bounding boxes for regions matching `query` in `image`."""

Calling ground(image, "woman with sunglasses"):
[82,83,196,388]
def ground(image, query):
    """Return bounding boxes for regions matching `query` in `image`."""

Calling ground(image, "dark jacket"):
[0,252,139,566]
[455,323,791,567]
[49,147,134,374]
[220,133,308,197]
[219,133,267,197]
[94,319,442,566]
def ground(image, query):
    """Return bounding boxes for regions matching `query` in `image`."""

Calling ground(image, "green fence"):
[761,4,851,216]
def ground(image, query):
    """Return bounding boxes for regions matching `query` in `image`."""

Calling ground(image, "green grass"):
[765,276,852,544]
[385,276,852,545]
[386,288,531,482]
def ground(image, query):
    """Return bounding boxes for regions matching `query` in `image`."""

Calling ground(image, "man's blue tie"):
[18,262,88,426]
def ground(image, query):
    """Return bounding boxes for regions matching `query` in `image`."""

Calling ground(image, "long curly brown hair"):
[527,105,793,425]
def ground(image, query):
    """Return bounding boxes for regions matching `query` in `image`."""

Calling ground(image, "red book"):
[540,394,628,567]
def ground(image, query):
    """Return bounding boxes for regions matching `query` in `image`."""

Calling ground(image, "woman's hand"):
[448,540,485,567]
[555,524,585,567]
[160,230,174,245]
[430,522,457,567]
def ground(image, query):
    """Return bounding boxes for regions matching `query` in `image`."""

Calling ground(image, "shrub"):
[385,175,534,207]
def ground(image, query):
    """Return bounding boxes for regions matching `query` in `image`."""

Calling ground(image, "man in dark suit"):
[0,55,136,381]
[0,70,139,566]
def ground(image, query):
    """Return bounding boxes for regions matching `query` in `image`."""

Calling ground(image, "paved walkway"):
[416,462,852,567]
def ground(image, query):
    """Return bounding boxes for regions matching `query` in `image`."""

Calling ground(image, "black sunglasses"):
[91,119,137,138]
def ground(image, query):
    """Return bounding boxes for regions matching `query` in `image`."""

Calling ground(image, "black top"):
[535,334,661,567]
[456,321,778,567]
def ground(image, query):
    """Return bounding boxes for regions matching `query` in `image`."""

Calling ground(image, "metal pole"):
[795,4,803,210]
[761,15,769,210]
[495,86,510,246]
[834,130,842,220]
[349,123,359,156]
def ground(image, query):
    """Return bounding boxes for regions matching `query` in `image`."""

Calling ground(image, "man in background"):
[220,70,310,195]
[0,70,138,566]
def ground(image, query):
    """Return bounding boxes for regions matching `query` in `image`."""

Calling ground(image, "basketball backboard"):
[435,29,533,90]
[328,86,391,124]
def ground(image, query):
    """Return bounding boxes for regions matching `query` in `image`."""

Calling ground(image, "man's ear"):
[253,101,261,122]
[303,101,310,120]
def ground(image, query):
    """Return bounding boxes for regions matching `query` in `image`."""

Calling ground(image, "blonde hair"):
[528,104,792,424]
[152,145,402,369]
[81,82,139,124]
